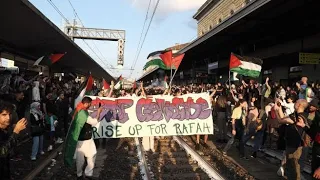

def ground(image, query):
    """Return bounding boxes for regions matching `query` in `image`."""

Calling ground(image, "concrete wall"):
[272,66,289,82]
[197,0,248,37]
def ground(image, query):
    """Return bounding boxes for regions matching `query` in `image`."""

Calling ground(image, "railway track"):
[181,136,254,180]
[136,136,225,180]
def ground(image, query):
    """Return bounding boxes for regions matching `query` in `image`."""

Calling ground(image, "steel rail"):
[23,143,64,180]
[173,136,226,180]
[135,137,152,180]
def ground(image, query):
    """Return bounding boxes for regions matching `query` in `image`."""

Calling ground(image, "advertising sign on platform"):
[299,53,320,64]
[0,58,15,67]
[87,93,214,138]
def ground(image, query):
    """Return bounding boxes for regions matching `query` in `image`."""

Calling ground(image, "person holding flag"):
[64,96,103,179]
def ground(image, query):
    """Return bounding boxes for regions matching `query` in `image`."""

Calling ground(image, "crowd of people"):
[90,76,320,179]
[207,77,320,180]
[0,71,80,179]
[1,69,320,179]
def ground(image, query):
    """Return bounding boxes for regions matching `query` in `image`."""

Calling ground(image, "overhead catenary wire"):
[129,0,161,77]
[48,0,116,76]
[130,0,152,73]
[66,0,116,72]
[47,0,69,23]
[67,0,84,26]
[79,38,116,75]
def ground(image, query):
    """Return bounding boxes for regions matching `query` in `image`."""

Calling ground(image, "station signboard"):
[299,53,320,64]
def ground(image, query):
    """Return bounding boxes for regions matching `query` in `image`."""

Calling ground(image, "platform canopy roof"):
[178,0,320,70]
[0,0,114,81]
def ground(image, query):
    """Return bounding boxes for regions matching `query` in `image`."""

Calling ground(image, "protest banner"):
[87,93,214,138]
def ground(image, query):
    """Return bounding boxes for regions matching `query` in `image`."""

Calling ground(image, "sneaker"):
[40,151,45,155]
[251,152,257,158]
[31,157,36,161]
[56,138,64,144]
[277,166,284,177]
[48,145,53,152]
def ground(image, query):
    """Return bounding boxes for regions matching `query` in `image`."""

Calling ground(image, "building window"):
[230,9,234,15]
[245,0,251,4]
[209,25,212,30]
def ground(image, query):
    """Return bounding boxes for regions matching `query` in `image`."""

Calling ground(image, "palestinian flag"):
[159,50,184,69]
[102,78,110,90]
[63,106,89,167]
[172,53,185,69]
[143,51,170,70]
[64,74,93,167]
[114,75,123,90]
[74,74,93,108]
[33,53,66,66]
[229,53,263,78]
[159,50,173,68]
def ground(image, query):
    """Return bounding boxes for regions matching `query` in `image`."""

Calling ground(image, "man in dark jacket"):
[12,90,25,120]
[55,92,69,136]
[0,101,27,179]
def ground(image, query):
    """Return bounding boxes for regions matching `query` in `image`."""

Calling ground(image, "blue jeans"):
[31,135,44,158]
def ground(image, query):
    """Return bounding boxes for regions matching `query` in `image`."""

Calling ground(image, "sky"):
[29,0,206,79]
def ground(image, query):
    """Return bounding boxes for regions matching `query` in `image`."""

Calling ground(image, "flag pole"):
[228,70,231,86]
[169,68,178,87]
[170,66,173,85]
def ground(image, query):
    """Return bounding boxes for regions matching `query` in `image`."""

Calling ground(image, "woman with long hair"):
[215,95,228,143]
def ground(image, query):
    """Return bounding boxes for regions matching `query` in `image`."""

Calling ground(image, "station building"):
[175,0,320,86]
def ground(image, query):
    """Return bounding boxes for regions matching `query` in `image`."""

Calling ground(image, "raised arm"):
[107,81,114,97]
[140,82,146,97]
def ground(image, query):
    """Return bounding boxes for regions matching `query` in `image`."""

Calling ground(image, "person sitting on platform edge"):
[0,101,27,180]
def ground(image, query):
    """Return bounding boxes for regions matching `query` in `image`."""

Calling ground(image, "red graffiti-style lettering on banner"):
[89,97,211,123]
[90,98,134,123]
[136,97,211,122]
